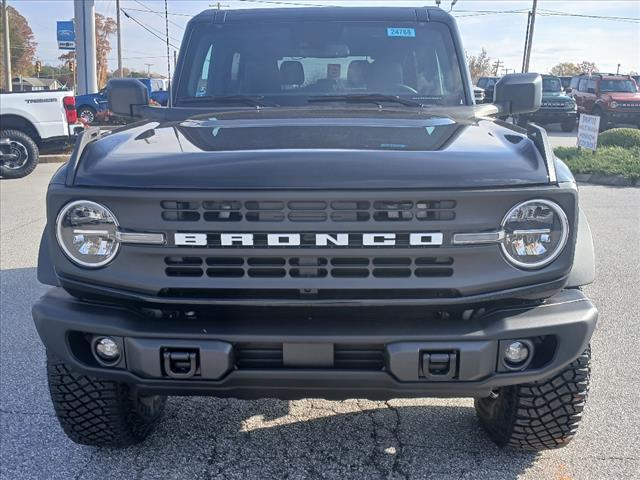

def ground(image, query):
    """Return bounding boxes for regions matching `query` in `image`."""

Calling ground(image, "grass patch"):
[554,146,640,181]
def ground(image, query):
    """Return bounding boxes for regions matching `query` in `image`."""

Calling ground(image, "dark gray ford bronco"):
[33,7,597,451]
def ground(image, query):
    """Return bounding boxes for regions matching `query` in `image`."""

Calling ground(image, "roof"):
[12,77,58,87]
[190,7,450,24]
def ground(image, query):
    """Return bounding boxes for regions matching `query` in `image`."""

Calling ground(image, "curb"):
[575,172,639,187]
[40,155,70,164]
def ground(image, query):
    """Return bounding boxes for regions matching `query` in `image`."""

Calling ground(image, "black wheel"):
[0,129,39,179]
[47,354,166,447]
[78,106,97,124]
[475,346,591,451]
[561,118,576,132]
[592,107,608,132]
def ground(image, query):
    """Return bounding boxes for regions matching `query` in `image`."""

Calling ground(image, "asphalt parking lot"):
[1,164,639,480]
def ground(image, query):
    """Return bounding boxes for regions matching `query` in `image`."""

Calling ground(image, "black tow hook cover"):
[421,351,458,381]
[163,350,198,379]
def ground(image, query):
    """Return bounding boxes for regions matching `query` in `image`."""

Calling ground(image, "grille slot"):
[164,256,454,279]
[161,198,456,223]
[334,345,385,370]
[234,343,385,370]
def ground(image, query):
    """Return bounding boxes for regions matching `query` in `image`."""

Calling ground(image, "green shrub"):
[598,128,640,149]
[554,146,640,180]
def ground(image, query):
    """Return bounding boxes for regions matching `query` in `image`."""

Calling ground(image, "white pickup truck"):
[0,90,82,178]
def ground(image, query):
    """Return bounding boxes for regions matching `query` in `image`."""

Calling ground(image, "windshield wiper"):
[308,94,424,107]
[176,95,278,107]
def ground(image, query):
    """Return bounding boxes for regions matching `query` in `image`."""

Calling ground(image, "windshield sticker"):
[425,126,436,135]
[387,27,416,38]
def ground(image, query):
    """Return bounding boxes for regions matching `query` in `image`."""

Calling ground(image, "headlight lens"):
[56,200,120,267]
[501,199,569,269]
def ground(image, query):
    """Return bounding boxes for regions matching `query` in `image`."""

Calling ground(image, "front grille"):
[161,199,456,223]
[158,288,460,300]
[540,102,569,109]
[165,255,454,279]
[234,343,385,370]
[615,102,640,109]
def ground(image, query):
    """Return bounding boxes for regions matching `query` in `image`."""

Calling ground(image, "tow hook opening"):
[162,348,199,378]
[420,351,458,380]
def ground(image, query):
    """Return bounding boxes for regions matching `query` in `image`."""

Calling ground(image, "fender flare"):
[567,207,596,287]
[37,226,60,287]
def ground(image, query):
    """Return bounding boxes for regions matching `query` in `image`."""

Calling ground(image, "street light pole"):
[2,0,12,92]
[145,63,153,77]
[116,0,123,77]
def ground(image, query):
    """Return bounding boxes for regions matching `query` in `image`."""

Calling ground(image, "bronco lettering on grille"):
[173,232,444,247]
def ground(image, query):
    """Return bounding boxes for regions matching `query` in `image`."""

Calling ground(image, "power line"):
[120,9,180,48]
[131,0,186,30]
[537,9,640,23]
[118,7,191,17]
[234,0,335,7]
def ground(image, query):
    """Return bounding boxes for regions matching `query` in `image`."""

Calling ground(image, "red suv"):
[570,73,640,130]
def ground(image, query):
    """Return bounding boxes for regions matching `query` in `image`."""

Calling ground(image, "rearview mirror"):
[108,78,149,118]
[493,73,542,115]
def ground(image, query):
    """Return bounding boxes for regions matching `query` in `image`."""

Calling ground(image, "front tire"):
[47,354,166,447]
[475,346,591,451]
[561,117,576,132]
[0,129,39,179]
[593,107,608,132]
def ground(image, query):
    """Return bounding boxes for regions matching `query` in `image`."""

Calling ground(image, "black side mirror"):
[108,78,149,117]
[565,87,572,94]
[493,73,542,115]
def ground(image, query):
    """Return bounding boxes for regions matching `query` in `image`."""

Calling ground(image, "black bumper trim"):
[32,288,597,399]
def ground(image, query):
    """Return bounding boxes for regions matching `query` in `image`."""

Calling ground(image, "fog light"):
[503,341,530,365]
[95,337,120,362]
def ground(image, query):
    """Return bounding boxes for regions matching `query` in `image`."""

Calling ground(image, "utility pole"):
[116,0,123,77]
[164,0,172,107]
[521,10,531,73]
[2,0,12,92]
[493,59,504,76]
[145,63,153,77]
[74,0,97,95]
[523,0,538,73]
[173,50,177,69]
[616,63,621,75]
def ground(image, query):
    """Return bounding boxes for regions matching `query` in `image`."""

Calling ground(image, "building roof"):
[12,77,59,87]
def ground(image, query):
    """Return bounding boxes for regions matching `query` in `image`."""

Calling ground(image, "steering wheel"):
[391,84,419,94]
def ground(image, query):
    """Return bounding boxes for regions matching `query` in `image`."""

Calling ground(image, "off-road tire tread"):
[475,347,590,451]
[0,129,39,179]
[47,355,166,447]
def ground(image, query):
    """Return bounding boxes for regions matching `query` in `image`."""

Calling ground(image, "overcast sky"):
[11,0,640,77]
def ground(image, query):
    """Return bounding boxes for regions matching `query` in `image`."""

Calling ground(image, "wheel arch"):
[0,115,41,145]
[567,207,596,287]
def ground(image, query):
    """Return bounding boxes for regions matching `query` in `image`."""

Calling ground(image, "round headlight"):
[56,200,120,268]
[610,101,618,109]
[500,199,569,269]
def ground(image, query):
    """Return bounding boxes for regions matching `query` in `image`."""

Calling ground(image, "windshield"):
[542,77,561,92]
[176,21,467,107]
[600,79,637,93]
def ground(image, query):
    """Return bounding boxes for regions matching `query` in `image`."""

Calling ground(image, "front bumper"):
[33,288,597,399]
[606,110,640,124]
[523,110,576,124]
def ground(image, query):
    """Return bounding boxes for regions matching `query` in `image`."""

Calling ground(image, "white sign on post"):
[577,114,600,151]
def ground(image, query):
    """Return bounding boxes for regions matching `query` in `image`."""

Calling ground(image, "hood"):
[603,92,640,101]
[542,91,572,102]
[72,108,550,190]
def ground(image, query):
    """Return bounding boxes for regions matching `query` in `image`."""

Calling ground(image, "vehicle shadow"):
[90,397,539,479]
